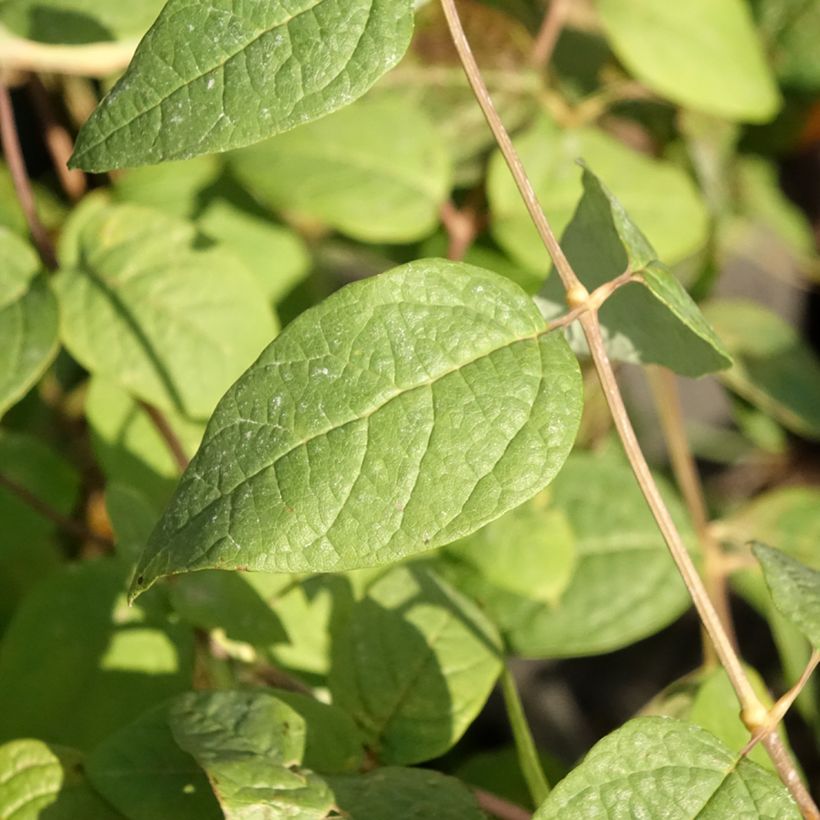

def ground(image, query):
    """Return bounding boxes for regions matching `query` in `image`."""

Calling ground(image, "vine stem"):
[646,366,736,665]
[473,788,532,820]
[137,400,190,472]
[531,0,569,69]
[0,81,58,269]
[0,32,136,76]
[439,1,818,814]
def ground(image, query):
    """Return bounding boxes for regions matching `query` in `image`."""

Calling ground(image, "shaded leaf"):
[130,259,582,598]
[0,229,59,418]
[330,566,502,764]
[231,97,451,243]
[534,717,798,818]
[55,199,276,419]
[87,701,221,820]
[702,298,820,439]
[537,167,731,377]
[754,542,820,649]
[70,0,415,170]
[753,0,820,91]
[596,0,780,121]
[0,739,122,819]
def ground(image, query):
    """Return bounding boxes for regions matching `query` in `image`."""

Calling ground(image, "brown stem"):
[531,0,570,69]
[27,75,86,201]
[137,400,190,472]
[0,471,113,548]
[472,787,532,820]
[0,81,58,270]
[439,1,818,812]
[440,200,478,261]
[647,366,737,664]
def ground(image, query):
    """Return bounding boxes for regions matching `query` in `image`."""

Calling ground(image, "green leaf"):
[702,299,820,440]
[129,259,583,598]
[329,565,503,764]
[0,163,66,236]
[534,717,799,818]
[69,0,415,171]
[0,739,123,819]
[54,199,276,419]
[230,97,451,243]
[441,448,693,657]
[488,117,709,272]
[596,0,780,122]
[197,200,311,304]
[105,482,162,564]
[754,542,820,649]
[327,767,485,819]
[87,701,222,820]
[753,0,820,91]
[0,229,59,418]
[0,0,165,44]
[0,558,194,750]
[537,167,731,377]
[169,690,334,820]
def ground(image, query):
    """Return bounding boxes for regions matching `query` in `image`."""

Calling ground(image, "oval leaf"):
[129,259,583,599]
[535,716,799,818]
[69,0,415,171]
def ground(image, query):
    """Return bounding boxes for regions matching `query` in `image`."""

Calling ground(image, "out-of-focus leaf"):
[753,0,820,90]
[0,163,65,235]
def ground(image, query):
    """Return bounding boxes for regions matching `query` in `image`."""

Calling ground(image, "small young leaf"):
[538,167,731,377]
[596,0,780,122]
[0,740,122,819]
[54,199,276,419]
[69,0,415,171]
[230,97,452,243]
[327,767,485,819]
[129,259,582,598]
[702,299,820,439]
[0,229,59,418]
[534,717,799,818]
[753,542,820,650]
[330,565,503,764]
[87,701,221,820]
[169,690,334,819]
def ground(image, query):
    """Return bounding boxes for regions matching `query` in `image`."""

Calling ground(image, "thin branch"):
[546,269,638,332]
[439,2,818,813]
[440,200,479,261]
[0,471,113,548]
[27,75,86,201]
[647,366,736,664]
[531,0,570,69]
[472,788,532,820]
[0,31,136,76]
[0,81,57,270]
[137,400,190,472]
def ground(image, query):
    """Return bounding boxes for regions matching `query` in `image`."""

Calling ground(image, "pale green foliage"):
[596,0,780,121]
[754,543,820,649]
[0,739,121,819]
[0,229,58,418]
[69,0,415,170]
[129,259,582,598]
[330,566,502,764]
[535,717,799,818]
[230,97,451,243]
[54,198,276,419]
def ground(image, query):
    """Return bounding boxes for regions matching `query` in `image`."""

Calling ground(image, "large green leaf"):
[596,0,780,122]
[169,690,334,820]
[488,117,709,272]
[441,448,693,658]
[535,717,798,818]
[327,767,485,819]
[702,299,820,439]
[54,199,276,419]
[0,558,194,750]
[754,542,820,649]
[0,739,122,819]
[87,701,221,820]
[0,229,59,418]
[69,0,415,171]
[230,97,451,243]
[329,565,502,764]
[537,167,731,377]
[129,259,583,598]
[0,0,164,43]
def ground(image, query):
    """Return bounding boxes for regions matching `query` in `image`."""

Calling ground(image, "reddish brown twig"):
[137,400,190,472]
